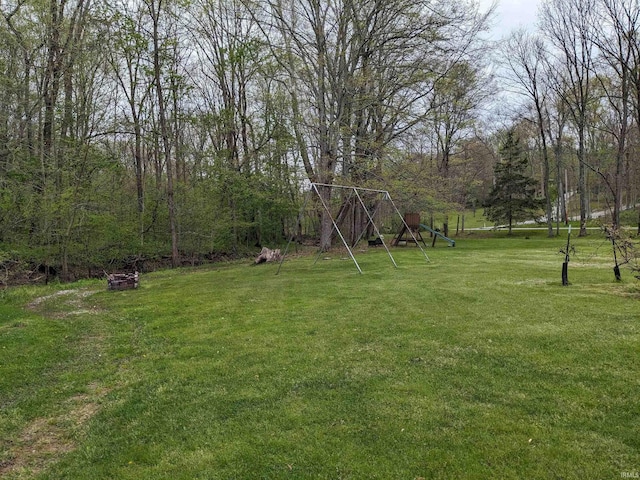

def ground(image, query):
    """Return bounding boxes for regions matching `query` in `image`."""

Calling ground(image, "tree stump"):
[254,247,282,264]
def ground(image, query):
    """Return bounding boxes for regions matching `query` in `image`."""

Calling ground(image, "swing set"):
[277,183,429,274]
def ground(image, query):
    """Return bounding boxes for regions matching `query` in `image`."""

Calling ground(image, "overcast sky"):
[479,0,542,39]
[474,0,545,119]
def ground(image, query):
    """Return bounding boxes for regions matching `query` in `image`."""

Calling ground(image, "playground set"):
[277,183,455,274]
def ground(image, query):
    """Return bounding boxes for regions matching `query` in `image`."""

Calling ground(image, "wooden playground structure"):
[392,213,427,247]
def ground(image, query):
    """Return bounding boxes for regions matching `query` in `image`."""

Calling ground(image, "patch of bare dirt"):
[0,384,109,478]
[26,289,102,319]
[27,290,77,308]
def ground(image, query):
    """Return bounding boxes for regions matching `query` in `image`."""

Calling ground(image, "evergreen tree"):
[484,130,544,233]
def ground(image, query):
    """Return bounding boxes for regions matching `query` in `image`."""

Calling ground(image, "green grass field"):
[1,231,639,479]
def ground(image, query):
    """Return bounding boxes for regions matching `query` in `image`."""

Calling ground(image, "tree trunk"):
[150,0,179,268]
[318,184,333,251]
[578,130,588,237]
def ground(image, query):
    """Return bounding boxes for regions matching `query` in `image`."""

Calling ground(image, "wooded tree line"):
[503,0,640,238]
[0,0,639,282]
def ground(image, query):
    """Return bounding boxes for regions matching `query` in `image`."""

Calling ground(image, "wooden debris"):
[254,247,282,265]
[107,272,139,290]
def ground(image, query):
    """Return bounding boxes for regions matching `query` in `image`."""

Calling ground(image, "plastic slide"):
[419,224,456,247]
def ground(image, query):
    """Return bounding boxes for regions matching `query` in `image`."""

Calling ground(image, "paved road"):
[470,204,638,231]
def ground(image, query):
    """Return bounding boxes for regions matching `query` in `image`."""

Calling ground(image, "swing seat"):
[368,237,384,247]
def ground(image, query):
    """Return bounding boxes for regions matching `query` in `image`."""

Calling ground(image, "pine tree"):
[484,130,544,234]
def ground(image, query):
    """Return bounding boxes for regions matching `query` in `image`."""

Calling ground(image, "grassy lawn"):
[1,231,639,479]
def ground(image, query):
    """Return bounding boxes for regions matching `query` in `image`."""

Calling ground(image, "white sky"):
[474,0,545,120]
[479,0,542,39]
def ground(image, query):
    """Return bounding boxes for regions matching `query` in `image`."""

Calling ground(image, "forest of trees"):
[1,0,640,282]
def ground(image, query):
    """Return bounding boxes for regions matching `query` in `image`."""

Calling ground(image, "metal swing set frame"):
[277,183,429,274]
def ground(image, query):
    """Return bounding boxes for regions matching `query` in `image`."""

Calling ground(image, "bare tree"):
[145,0,179,267]
[429,61,492,237]
[546,94,570,233]
[190,0,259,172]
[608,0,640,232]
[590,0,639,228]
[541,0,597,236]
[503,30,554,236]
[105,0,155,245]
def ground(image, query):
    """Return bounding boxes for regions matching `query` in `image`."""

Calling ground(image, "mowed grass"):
[1,232,639,479]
